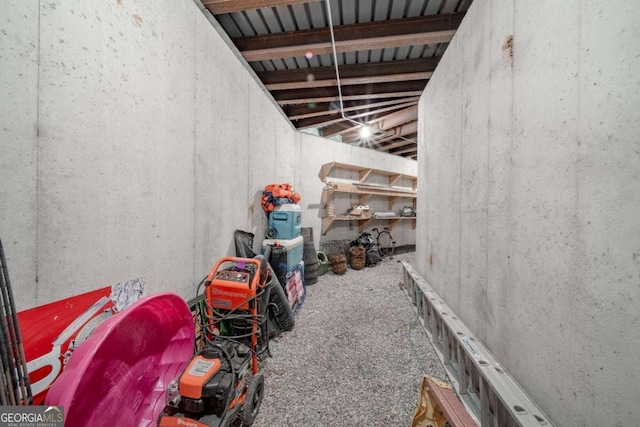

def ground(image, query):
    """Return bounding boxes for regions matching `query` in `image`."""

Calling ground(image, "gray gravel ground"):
[254,252,447,427]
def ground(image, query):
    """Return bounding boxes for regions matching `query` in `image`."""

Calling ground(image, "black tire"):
[268,270,295,332]
[376,231,395,258]
[278,314,295,331]
[303,242,317,256]
[305,263,318,272]
[305,272,318,281]
[306,277,318,285]
[240,372,265,426]
[265,227,277,239]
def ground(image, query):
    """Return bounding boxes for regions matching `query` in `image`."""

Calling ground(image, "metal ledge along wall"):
[416,0,640,426]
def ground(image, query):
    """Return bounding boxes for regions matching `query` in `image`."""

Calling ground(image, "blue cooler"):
[266,204,302,240]
[261,235,304,272]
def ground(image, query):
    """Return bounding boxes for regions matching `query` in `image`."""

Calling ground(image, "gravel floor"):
[254,252,447,427]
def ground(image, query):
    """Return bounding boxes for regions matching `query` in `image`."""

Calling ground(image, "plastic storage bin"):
[267,204,302,240]
[261,235,304,272]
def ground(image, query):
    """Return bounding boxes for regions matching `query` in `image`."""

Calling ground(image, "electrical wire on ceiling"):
[324,0,418,148]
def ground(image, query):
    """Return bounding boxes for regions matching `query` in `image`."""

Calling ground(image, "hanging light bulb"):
[360,126,372,139]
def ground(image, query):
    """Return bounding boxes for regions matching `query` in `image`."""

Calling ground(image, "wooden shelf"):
[319,161,417,190]
[320,162,417,236]
[321,216,416,235]
[321,182,416,208]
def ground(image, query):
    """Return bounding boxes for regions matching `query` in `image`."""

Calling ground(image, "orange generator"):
[158,256,271,427]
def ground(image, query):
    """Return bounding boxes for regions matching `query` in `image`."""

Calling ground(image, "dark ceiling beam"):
[349,121,418,145]
[260,58,439,90]
[323,105,418,137]
[278,91,424,105]
[380,134,419,151]
[286,97,420,120]
[274,81,427,105]
[266,71,432,90]
[203,0,321,15]
[294,100,419,130]
[236,12,466,61]
[391,145,419,155]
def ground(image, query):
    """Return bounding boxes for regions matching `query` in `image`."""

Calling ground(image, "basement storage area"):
[1,0,639,426]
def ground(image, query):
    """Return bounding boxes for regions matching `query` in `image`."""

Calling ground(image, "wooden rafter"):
[259,58,439,90]
[363,121,418,146]
[391,145,418,155]
[235,13,466,61]
[278,91,424,105]
[274,81,427,104]
[294,100,419,130]
[380,135,419,151]
[323,105,418,137]
[202,0,321,15]
[285,97,420,120]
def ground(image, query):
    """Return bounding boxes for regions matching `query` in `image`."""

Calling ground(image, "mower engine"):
[162,340,251,423]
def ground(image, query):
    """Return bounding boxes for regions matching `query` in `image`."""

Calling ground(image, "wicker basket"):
[349,246,366,270]
[329,253,348,275]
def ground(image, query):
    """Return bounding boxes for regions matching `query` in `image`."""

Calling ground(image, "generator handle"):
[205,257,263,283]
[254,254,269,286]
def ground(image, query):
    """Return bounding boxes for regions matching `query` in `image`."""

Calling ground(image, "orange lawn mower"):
[158,255,272,427]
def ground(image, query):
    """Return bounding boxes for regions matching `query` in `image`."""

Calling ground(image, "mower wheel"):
[265,228,277,239]
[241,372,265,426]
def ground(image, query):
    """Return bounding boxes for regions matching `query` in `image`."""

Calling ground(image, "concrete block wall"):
[0,0,416,312]
[417,0,640,426]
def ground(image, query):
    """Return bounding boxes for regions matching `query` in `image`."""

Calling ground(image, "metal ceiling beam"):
[323,105,418,137]
[274,81,427,104]
[294,100,419,130]
[286,97,420,120]
[235,13,466,61]
[202,0,321,15]
[260,58,439,89]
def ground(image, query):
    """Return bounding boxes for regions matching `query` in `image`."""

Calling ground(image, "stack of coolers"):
[262,203,306,311]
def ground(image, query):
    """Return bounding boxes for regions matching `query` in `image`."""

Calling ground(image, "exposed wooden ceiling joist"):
[286,97,420,120]
[391,145,418,155]
[260,58,438,90]
[295,100,419,130]
[203,0,321,15]
[278,91,424,105]
[379,136,419,151]
[274,81,427,105]
[266,72,432,90]
[323,105,418,137]
[361,121,418,145]
[235,13,465,61]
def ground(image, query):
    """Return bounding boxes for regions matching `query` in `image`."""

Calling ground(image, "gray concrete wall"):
[0,1,39,310]
[417,1,640,425]
[1,0,414,311]
[295,132,418,249]
[0,0,294,310]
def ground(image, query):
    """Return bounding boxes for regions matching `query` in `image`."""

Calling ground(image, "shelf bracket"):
[388,196,400,210]
[389,174,401,187]
[359,218,373,233]
[359,194,371,206]
[321,217,335,235]
[359,168,373,184]
[321,189,334,208]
